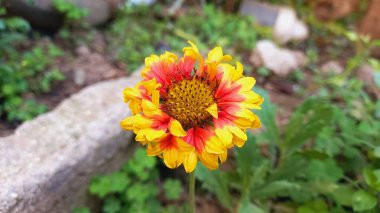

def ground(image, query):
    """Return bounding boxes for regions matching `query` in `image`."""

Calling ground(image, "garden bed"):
[1,1,380,213]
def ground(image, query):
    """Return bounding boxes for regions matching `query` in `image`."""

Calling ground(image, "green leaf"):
[332,185,355,206]
[127,182,159,203]
[297,199,328,213]
[252,180,302,198]
[304,159,343,182]
[297,150,329,160]
[195,164,234,211]
[72,208,90,213]
[374,72,380,89]
[103,197,121,213]
[269,155,308,181]
[282,99,333,155]
[363,168,380,191]
[123,148,156,181]
[89,172,129,198]
[238,197,265,213]
[374,147,380,158]
[5,17,30,32]
[163,179,182,201]
[352,190,377,211]
[253,87,280,144]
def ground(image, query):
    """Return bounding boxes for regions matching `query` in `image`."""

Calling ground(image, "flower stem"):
[189,171,196,213]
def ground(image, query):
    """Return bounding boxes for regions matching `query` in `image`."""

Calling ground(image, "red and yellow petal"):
[184,127,213,153]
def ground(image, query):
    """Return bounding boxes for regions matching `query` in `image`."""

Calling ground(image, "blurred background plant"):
[74,148,187,213]
[0,4,64,122]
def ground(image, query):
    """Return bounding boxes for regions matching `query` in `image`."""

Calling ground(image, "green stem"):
[189,172,196,213]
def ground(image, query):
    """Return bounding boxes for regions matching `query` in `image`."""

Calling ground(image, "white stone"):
[274,7,309,43]
[321,60,344,74]
[0,71,141,213]
[73,68,87,86]
[253,40,307,76]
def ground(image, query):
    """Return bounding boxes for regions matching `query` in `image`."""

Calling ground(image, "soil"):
[358,0,380,40]
[311,0,360,21]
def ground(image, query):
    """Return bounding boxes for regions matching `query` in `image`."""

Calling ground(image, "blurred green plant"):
[76,148,186,213]
[52,0,88,24]
[52,0,90,43]
[0,6,65,122]
[195,87,380,212]
[107,4,258,72]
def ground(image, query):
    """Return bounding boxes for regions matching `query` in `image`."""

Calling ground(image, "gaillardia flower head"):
[121,42,263,173]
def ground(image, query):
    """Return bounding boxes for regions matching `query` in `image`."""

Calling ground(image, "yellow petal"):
[199,151,218,170]
[142,99,157,111]
[142,79,156,94]
[183,41,200,59]
[218,151,227,163]
[207,46,232,64]
[215,127,233,147]
[208,46,222,62]
[169,119,187,137]
[183,151,198,173]
[233,61,244,81]
[141,100,161,116]
[228,126,247,141]
[146,129,166,141]
[123,87,140,102]
[120,116,134,130]
[177,138,195,153]
[146,144,162,156]
[233,136,246,148]
[134,114,153,129]
[152,90,160,107]
[235,77,256,91]
[235,108,255,119]
[234,117,253,129]
[205,136,225,154]
[135,130,148,144]
[206,103,218,118]
[129,100,141,115]
[146,54,159,63]
[163,148,180,169]
[241,103,261,110]
[162,51,178,62]
[251,115,262,128]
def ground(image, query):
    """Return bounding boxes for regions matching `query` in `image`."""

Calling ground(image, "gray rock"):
[0,71,140,213]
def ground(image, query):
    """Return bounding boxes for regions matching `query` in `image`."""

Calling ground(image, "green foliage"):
[107,4,257,72]
[72,208,90,213]
[195,86,380,212]
[352,190,378,212]
[84,148,185,213]
[0,7,65,122]
[52,0,88,23]
[174,5,257,50]
[90,173,130,198]
[163,179,182,201]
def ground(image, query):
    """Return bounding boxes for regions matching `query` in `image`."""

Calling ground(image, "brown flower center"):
[164,78,215,128]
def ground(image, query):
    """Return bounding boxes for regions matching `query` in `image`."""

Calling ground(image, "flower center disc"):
[164,78,215,128]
